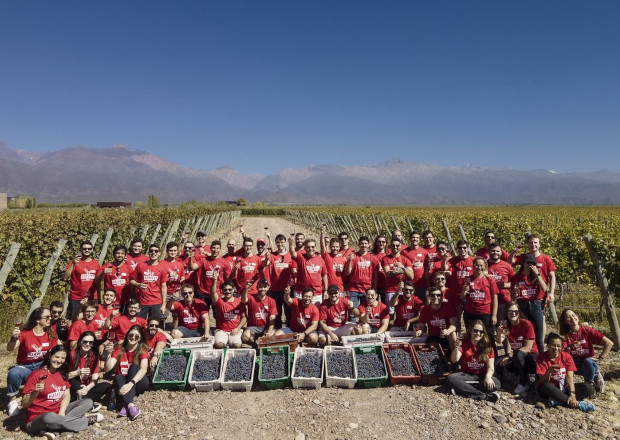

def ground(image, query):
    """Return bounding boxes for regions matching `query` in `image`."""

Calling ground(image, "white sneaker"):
[7,400,20,417]
[40,432,56,440]
[91,403,102,413]
[594,371,605,393]
[87,413,104,425]
[514,383,529,394]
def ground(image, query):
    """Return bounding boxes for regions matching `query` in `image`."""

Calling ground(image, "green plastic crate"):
[353,344,388,388]
[152,348,193,390]
[258,345,291,389]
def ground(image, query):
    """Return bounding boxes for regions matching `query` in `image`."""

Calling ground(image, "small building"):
[96,201,132,208]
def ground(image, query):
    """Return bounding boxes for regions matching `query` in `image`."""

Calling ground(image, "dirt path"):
[1,216,619,440]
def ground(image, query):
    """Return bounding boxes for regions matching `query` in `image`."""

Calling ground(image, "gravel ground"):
[1,217,619,440]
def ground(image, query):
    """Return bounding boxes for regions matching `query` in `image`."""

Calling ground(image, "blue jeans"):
[7,361,43,396]
[347,291,366,323]
[518,300,544,353]
[573,356,598,383]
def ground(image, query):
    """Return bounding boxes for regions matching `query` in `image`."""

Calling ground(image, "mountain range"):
[1,141,619,205]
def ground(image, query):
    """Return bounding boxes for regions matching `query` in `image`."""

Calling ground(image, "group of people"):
[5,225,613,437]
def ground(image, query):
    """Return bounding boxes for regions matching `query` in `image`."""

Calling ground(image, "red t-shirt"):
[147,331,167,355]
[98,262,132,305]
[429,259,452,281]
[563,326,605,359]
[447,256,475,291]
[381,254,413,293]
[418,303,457,337]
[172,299,209,330]
[359,301,389,328]
[16,330,58,365]
[214,297,245,332]
[475,247,509,261]
[511,273,545,302]
[514,253,557,285]
[131,262,169,306]
[195,256,230,294]
[402,246,428,288]
[424,245,438,263]
[126,253,149,272]
[94,306,114,341]
[319,298,350,328]
[295,253,327,296]
[373,251,387,289]
[463,276,499,316]
[488,260,515,305]
[459,339,494,375]
[267,252,294,291]
[323,252,346,292]
[246,294,277,327]
[111,345,149,376]
[65,258,101,301]
[109,315,148,342]
[347,253,378,293]
[507,319,538,354]
[393,295,424,327]
[159,259,186,294]
[288,299,320,333]
[442,288,462,315]
[23,369,69,424]
[536,351,576,390]
[68,319,102,343]
[234,254,264,294]
[69,350,101,378]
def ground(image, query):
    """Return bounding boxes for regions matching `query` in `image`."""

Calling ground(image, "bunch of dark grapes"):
[261,354,288,380]
[355,352,385,379]
[223,354,253,382]
[156,354,187,381]
[326,351,354,378]
[387,349,418,376]
[192,357,221,382]
[293,353,322,378]
[416,348,448,375]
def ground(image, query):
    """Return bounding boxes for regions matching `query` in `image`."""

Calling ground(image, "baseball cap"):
[327,284,340,293]
[257,238,266,245]
[524,254,537,265]
[196,230,206,237]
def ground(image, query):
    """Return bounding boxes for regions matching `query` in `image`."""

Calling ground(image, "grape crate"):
[224,355,254,382]
[293,353,322,378]
[261,354,287,380]
[191,357,221,382]
[355,352,385,379]
[155,354,188,382]
[326,351,354,378]
[386,349,419,376]
[416,349,448,376]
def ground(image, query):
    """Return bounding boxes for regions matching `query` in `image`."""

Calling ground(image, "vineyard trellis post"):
[362,216,372,237]
[0,242,21,295]
[441,219,457,255]
[190,217,203,241]
[391,216,399,233]
[32,239,68,317]
[98,227,114,264]
[149,224,162,245]
[406,218,414,234]
[583,234,620,350]
[125,227,136,248]
[458,225,471,253]
[140,224,150,242]
[89,233,99,249]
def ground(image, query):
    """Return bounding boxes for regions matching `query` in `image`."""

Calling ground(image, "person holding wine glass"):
[68,331,110,409]
[6,307,58,417]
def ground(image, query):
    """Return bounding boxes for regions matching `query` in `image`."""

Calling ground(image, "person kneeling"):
[275,287,320,346]
[241,279,277,345]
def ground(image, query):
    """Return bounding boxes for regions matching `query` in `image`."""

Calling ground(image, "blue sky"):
[1,1,619,175]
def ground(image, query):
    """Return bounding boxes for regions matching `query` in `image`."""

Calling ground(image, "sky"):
[0,1,619,175]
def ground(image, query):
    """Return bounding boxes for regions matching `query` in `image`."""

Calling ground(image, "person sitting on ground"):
[317,285,359,346]
[49,301,69,343]
[145,317,170,374]
[241,278,277,345]
[390,281,424,331]
[495,301,539,394]
[67,331,110,408]
[104,298,148,345]
[167,284,210,340]
[354,288,389,336]
[210,267,247,349]
[67,301,104,350]
[535,332,595,412]
[276,286,320,345]
[22,345,103,440]
[416,287,458,352]
[104,325,150,420]
[446,320,501,402]
[559,309,613,394]
[6,307,58,417]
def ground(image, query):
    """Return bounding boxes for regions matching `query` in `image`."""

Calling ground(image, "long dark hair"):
[372,234,387,255]
[71,331,99,373]
[42,345,70,380]
[23,307,56,341]
[115,324,148,365]
[558,308,578,336]
[465,320,493,363]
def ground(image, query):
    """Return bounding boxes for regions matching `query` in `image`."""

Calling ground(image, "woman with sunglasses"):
[447,320,500,402]
[461,257,499,338]
[22,345,103,439]
[535,333,595,412]
[559,308,612,395]
[104,325,150,420]
[68,331,110,408]
[416,287,458,352]
[495,302,538,394]
[6,307,58,417]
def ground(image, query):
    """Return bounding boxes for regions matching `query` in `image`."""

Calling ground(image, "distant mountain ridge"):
[1,141,619,205]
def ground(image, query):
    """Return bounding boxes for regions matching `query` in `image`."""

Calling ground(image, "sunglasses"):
[507,310,519,315]
[403,288,414,293]
[434,277,446,281]
[458,246,468,250]
[127,333,141,340]
[81,340,95,345]
[148,250,160,254]
[429,294,442,298]
[81,247,93,251]
[148,324,159,328]
[182,291,193,296]
[472,329,485,335]
[222,289,234,292]
[184,247,194,250]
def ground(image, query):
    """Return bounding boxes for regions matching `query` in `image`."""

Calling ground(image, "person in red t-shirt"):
[495,302,539,394]
[487,244,515,322]
[536,333,595,412]
[289,237,328,304]
[559,309,613,395]
[510,234,557,303]
[64,241,101,320]
[475,230,510,261]
[231,237,266,295]
[445,240,474,293]
[447,320,500,401]
[125,238,149,272]
[195,230,212,257]
[95,245,132,312]
[190,240,231,306]
[210,268,247,349]
[401,230,429,302]
[382,238,414,314]
[432,272,462,321]
[277,287,320,345]
[167,284,210,339]
[104,325,150,420]
[49,301,69,343]
[67,301,105,350]
[344,236,378,319]
[22,345,101,437]
[104,298,148,344]
[145,317,170,373]
[390,281,424,331]
[422,230,437,260]
[416,287,458,352]
[241,279,277,344]
[460,257,499,338]
[318,285,359,346]
[320,225,346,294]
[426,241,452,288]
[265,234,295,328]
[371,234,388,298]
[67,331,110,406]
[129,244,169,320]
[160,242,186,298]
[354,289,389,335]
[178,241,201,298]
